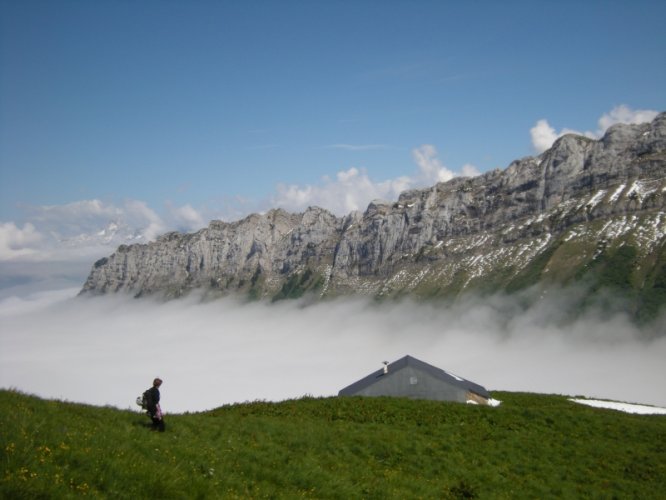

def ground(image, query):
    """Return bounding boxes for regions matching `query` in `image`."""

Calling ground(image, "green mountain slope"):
[2,390,665,498]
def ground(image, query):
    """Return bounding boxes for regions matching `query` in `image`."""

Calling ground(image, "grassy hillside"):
[2,390,665,498]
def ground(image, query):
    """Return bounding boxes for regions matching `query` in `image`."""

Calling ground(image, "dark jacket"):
[146,386,160,416]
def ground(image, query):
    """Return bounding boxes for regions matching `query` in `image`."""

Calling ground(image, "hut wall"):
[352,366,467,402]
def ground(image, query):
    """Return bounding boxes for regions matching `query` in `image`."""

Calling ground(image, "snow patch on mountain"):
[609,184,626,204]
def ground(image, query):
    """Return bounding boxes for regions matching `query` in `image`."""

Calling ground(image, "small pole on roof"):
[382,361,389,374]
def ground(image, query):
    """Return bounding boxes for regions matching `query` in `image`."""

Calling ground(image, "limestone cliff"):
[81,113,666,318]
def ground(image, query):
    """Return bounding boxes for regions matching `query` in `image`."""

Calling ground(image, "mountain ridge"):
[81,113,666,320]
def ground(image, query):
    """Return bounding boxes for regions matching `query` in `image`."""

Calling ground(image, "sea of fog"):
[1,287,665,413]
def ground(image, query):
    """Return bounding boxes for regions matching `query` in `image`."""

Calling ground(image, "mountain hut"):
[338,355,492,405]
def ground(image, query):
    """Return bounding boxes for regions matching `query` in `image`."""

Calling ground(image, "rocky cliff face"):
[81,113,666,319]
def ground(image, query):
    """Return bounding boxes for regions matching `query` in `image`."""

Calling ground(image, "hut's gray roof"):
[338,355,490,399]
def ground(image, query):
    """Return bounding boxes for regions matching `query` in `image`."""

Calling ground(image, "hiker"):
[146,378,165,432]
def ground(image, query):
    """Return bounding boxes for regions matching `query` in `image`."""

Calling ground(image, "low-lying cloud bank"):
[1,289,665,413]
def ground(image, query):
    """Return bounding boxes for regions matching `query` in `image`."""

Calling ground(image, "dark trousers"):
[150,415,165,432]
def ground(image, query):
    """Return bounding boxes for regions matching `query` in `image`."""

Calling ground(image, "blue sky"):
[1,0,665,264]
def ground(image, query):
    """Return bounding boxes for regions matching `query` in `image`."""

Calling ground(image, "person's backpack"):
[136,389,152,410]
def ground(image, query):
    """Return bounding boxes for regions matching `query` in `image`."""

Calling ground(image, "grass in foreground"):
[1,390,665,498]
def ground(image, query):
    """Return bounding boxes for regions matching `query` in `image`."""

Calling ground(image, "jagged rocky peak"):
[364,199,394,216]
[81,112,666,320]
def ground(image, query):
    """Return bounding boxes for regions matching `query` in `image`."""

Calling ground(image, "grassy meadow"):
[1,389,665,498]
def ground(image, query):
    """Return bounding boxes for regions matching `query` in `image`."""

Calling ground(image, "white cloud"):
[167,203,206,232]
[530,119,593,154]
[274,167,391,214]
[530,104,659,153]
[530,119,560,154]
[1,291,664,412]
[28,199,121,234]
[122,200,165,241]
[273,145,478,215]
[0,222,43,260]
[336,167,361,183]
[25,198,204,243]
[461,163,481,177]
[1,199,174,264]
[412,144,456,184]
[597,105,659,131]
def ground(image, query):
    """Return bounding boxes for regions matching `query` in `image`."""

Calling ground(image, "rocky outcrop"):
[81,113,666,317]
[81,206,343,298]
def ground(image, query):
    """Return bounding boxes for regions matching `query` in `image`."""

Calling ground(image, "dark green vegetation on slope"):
[2,390,665,498]
[399,215,666,326]
[272,269,325,302]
